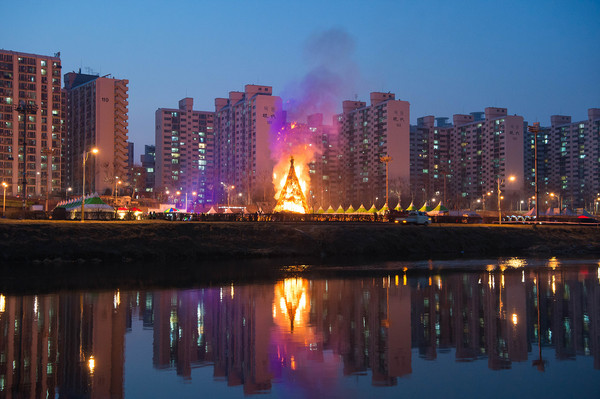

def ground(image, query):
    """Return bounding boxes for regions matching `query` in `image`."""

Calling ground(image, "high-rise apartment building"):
[411,107,524,209]
[64,71,129,195]
[155,98,215,204]
[525,108,600,209]
[0,50,63,198]
[306,113,341,208]
[140,144,155,194]
[214,85,282,204]
[410,116,452,206]
[337,92,410,207]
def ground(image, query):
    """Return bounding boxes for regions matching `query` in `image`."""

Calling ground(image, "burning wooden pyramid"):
[273,156,310,214]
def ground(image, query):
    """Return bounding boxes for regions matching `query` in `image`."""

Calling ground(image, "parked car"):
[394,210,431,225]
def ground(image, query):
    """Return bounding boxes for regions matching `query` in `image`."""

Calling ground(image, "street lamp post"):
[380,155,392,206]
[550,192,562,212]
[2,182,7,216]
[191,191,197,212]
[498,175,516,224]
[81,148,99,222]
[114,176,120,206]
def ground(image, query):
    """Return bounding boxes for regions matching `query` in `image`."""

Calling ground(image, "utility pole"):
[14,102,38,211]
[41,147,58,212]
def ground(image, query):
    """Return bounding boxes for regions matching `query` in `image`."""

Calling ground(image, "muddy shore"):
[1,220,599,264]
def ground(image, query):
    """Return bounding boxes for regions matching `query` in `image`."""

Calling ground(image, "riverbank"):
[1,220,599,264]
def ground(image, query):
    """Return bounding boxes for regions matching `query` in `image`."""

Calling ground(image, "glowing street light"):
[498,175,515,224]
[88,355,96,374]
[81,148,99,222]
[114,176,122,206]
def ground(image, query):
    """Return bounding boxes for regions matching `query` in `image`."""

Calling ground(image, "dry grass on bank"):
[0,219,598,263]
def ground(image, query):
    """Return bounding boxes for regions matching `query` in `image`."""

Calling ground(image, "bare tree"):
[389,177,410,206]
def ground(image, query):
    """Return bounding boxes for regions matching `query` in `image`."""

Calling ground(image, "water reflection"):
[1,261,599,397]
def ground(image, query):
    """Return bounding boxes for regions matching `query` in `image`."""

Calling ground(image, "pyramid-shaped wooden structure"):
[273,157,310,214]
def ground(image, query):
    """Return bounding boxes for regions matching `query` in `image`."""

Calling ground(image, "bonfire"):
[273,157,310,214]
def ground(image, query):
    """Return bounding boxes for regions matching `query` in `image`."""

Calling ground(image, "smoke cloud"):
[270,28,362,202]
[282,28,361,123]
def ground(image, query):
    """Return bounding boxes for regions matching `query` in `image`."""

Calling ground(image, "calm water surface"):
[1,258,600,398]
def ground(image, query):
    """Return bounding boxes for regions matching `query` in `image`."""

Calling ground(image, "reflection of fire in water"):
[274,278,309,333]
[273,157,310,214]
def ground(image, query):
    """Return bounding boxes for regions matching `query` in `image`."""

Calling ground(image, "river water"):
[1,258,599,398]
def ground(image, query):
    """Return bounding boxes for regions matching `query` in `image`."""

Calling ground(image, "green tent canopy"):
[418,202,432,212]
[355,204,368,213]
[325,205,335,214]
[406,202,417,211]
[335,205,345,214]
[428,202,449,215]
[316,206,325,214]
[378,204,389,214]
[367,204,378,213]
[432,202,449,212]
[345,205,355,214]
[394,202,402,212]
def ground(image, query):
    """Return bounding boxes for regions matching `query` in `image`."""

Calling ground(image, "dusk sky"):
[4,0,599,159]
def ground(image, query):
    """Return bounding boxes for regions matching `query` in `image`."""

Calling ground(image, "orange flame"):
[272,122,316,212]
[273,157,310,213]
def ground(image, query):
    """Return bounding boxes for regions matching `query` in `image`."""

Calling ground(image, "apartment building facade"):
[525,108,600,209]
[337,92,410,207]
[0,50,63,198]
[306,113,341,208]
[155,98,215,204]
[214,85,282,205]
[411,108,524,209]
[64,71,129,195]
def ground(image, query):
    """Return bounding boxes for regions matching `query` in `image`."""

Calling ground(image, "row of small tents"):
[163,202,450,215]
[314,201,449,215]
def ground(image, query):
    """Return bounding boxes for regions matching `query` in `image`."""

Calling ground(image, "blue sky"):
[4,0,599,159]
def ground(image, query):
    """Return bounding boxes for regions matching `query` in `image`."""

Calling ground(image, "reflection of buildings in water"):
[0,291,126,398]
[142,266,600,394]
[407,267,600,371]
[4,264,599,397]
[0,295,59,398]
[483,271,528,370]
[270,277,411,391]
[149,286,273,395]
[59,292,126,399]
